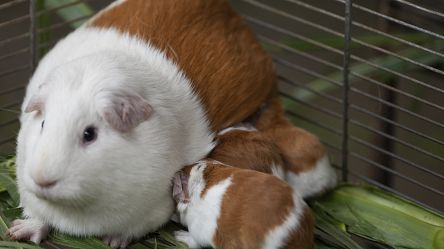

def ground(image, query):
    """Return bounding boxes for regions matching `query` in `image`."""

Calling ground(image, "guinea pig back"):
[174,160,314,249]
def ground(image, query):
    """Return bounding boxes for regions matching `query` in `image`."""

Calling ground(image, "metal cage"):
[0,0,443,215]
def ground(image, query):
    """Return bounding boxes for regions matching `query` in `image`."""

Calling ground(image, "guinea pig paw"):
[102,235,130,249]
[7,219,49,244]
[174,230,200,248]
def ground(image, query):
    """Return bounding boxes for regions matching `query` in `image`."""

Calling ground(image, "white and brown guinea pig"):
[10,0,275,247]
[173,160,314,249]
[210,122,337,198]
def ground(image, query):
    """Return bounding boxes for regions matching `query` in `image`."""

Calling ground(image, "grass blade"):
[0,241,42,249]
[48,232,111,249]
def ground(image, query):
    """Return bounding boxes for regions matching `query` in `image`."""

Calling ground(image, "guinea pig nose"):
[35,179,58,189]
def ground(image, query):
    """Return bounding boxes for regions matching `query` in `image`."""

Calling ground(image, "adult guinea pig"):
[173,160,314,249]
[9,0,275,247]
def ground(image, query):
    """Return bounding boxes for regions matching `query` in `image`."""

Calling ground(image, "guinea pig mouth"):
[31,184,91,208]
[32,184,64,201]
[34,189,55,201]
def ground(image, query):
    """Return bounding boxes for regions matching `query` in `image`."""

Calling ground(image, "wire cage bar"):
[0,0,443,217]
[341,0,352,181]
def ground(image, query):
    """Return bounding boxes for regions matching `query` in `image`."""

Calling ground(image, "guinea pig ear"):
[102,93,153,132]
[172,170,190,204]
[24,95,45,113]
[24,83,48,113]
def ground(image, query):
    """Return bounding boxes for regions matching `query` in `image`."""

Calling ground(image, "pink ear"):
[24,95,44,113]
[172,170,190,203]
[25,83,47,113]
[102,93,152,132]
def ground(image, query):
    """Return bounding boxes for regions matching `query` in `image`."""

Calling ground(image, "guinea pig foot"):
[102,235,130,249]
[7,219,49,244]
[174,230,200,248]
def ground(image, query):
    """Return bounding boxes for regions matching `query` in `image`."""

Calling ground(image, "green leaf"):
[0,173,19,207]
[48,232,111,249]
[44,0,94,28]
[0,241,43,249]
[0,210,10,240]
[4,207,22,219]
[312,204,363,249]
[313,184,444,249]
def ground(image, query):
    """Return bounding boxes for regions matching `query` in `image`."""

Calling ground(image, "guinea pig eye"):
[82,126,97,144]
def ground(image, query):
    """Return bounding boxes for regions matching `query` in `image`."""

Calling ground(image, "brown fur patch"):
[254,98,326,173]
[209,130,284,174]
[181,164,194,177]
[200,161,234,198]
[198,162,311,249]
[89,0,276,131]
[254,97,289,130]
[282,207,314,249]
[208,116,325,175]
[267,125,325,173]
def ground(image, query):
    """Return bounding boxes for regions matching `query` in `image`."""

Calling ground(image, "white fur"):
[176,162,232,248]
[271,163,285,180]
[16,27,214,240]
[286,155,337,198]
[217,123,257,135]
[262,191,305,249]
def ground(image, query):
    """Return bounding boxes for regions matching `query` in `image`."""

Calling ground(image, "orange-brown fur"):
[268,125,325,173]
[208,118,325,177]
[89,0,276,131]
[209,130,284,174]
[253,98,327,173]
[198,161,314,249]
[254,98,289,129]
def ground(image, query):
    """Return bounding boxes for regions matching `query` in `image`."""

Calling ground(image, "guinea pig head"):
[17,54,156,208]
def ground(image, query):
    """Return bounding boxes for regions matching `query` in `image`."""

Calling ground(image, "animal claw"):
[7,219,49,244]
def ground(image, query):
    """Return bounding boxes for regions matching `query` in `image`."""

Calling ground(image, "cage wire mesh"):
[0,0,443,214]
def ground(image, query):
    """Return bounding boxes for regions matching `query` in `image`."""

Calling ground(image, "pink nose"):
[35,179,57,188]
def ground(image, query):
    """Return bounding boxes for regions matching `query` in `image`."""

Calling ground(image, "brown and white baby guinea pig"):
[210,122,337,198]
[172,160,314,249]
[209,124,286,177]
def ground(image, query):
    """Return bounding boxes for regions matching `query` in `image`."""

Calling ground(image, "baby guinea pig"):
[172,160,314,249]
[213,119,337,198]
[209,124,286,178]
